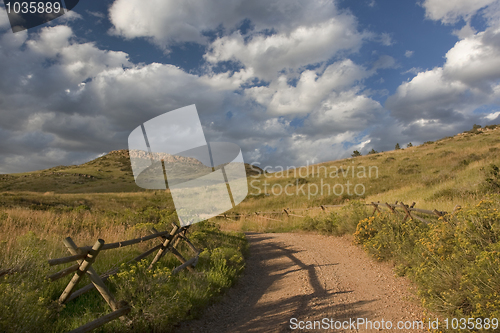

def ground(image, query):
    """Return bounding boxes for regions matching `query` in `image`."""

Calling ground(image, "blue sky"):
[1,0,500,173]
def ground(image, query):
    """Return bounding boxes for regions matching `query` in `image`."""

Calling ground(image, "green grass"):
[0,194,247,333]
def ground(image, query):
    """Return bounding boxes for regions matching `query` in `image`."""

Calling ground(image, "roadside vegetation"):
[0,192,247,332]
[353,196,500,328]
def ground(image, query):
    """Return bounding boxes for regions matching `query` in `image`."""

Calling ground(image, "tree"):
[368,148,378,155]
[351,150,361,157]
[471,124,482,134]
[407,142,413,148]
[395,143,401,150]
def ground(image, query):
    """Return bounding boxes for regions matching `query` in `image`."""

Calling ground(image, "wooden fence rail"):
[216,200,453,226]
[46,222,200,333]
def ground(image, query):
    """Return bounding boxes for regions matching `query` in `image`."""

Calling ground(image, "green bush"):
[353,196,500,325]
[483,164,500,193]
[301,213,339,234]
[300,200,368,236]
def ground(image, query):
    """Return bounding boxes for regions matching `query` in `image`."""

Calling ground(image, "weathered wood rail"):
[47,222,201,333]
[216,200,455,225]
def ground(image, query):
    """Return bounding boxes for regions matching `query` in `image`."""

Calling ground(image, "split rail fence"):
[46,222,200,333]
[216,200,458,225]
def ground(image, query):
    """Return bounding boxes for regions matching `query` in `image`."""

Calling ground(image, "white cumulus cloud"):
[421,0,499,24]
[108,0,339,49]
[204,16,364,81]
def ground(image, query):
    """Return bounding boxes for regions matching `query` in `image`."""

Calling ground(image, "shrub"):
[301,201,367,236]
[482,164,500,193]
[353,196,500,321]
[301,213,339,234]
[465,124,483,134]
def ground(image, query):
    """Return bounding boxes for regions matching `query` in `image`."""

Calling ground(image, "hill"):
[0,124,498,202]
[0,149,264,193]
[233,124,500,214]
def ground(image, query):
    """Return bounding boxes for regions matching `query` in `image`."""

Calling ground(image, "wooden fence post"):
[371,202,381,215]
[48,263,80,281]
[433,209,447,222]
[172,226,188,248]
[177,232,200,254]
[169,247,195,273]
[59,239,104,304]
[385,202,400,216]
[148,224,179,269]
[62,238,119,312]
[399,201,413,222]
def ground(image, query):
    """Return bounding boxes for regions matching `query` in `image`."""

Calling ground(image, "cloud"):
[443,26,500,90]
[301,89,384,136]
[0,1,414,174]
[452,23,477,39]
[386,22,500,143]
[371,55,398,71]
[405,50,414,58]
[204,16,364,81]
[485,111,500,120]
[86,10,106,19]
[386,67,469,123]
[401,67,422,75]
[0,25,134,172]
[244,59,369,116]
[421,0,499,24]
[108,0,339,49]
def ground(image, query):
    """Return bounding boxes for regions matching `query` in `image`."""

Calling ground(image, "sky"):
[1,0,500,173]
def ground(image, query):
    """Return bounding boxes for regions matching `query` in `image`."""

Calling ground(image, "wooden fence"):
[46,222,200,333]
[216,200,458,225]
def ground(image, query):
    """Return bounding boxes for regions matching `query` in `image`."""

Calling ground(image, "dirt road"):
[178,232,427,332]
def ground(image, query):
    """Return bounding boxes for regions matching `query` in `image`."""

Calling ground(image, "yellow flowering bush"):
[353,195,500,326]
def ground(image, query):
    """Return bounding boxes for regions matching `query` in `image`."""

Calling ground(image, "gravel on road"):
[178,232,428,332]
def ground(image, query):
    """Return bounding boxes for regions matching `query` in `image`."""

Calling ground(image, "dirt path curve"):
[178,232,427,332]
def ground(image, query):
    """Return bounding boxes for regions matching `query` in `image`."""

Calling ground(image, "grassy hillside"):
[0,150,138,193]
[5,123,497,206]
[231,124,500,216]
[0,150,263,193]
